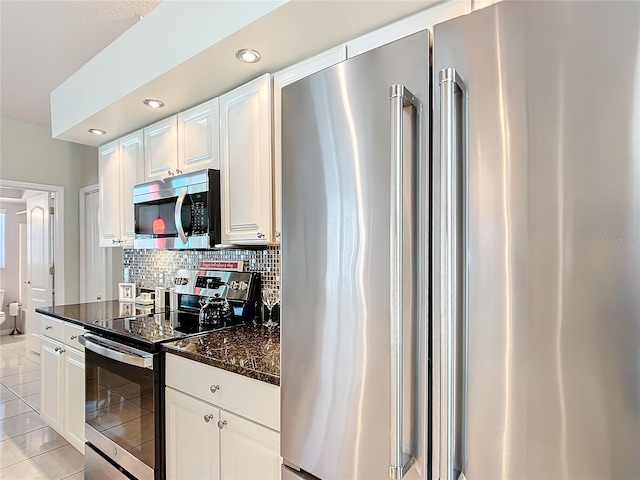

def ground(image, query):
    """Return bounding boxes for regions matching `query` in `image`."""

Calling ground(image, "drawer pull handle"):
[210,384,220,394]
[217,419,227,430]
[70,335,78,340]
[45,325,52,330]
[204,414,215,423]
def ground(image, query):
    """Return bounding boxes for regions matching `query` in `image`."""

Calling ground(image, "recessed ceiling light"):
[143,99,165,108]
[88,128,106,135]
[235,48,261,63]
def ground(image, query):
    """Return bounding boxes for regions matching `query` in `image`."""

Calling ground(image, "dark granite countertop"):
[162,324,281,386]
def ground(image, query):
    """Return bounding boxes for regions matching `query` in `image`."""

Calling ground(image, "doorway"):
[0,179,64,353]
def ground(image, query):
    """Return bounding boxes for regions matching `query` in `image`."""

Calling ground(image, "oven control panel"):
[173,269,258,302]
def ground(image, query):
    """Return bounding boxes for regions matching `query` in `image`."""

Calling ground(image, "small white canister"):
[154,287,166,310]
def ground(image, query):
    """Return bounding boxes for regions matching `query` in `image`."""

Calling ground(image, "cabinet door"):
[166,388,220,480]
[40,336,64,435]
[119,130,144,246]
[273,46,347,243]
[144,116,178,180]
[178,98,220,172]
[63,347,85,453]
[220,73,273,245]
[98,140,121,246]
[220,411,281,480]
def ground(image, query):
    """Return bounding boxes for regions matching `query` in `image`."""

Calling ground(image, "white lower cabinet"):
[219,410,280,480]
[63,347,85,453]
[166,388,220,479]
[40,336,64,434]
[165,353,281,480]
[40,320,86,454]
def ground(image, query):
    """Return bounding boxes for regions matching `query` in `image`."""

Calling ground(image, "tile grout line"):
[0,442,76,471]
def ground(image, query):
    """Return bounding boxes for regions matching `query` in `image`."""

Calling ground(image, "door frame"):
[79,184,98,303]
[0,179,65,305]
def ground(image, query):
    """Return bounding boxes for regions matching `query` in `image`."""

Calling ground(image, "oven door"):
[80,333,159,480]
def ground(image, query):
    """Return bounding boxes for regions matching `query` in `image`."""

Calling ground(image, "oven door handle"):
[79,333,154,369]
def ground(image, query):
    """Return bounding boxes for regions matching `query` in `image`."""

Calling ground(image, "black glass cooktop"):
[90,311,238,346]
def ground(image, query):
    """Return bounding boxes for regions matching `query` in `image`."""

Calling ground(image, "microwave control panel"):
[191,201,208,234]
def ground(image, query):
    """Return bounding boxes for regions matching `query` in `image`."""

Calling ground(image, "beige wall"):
[0,117,98,304]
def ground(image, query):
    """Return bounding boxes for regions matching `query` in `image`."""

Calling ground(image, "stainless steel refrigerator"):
[281,2,640,480]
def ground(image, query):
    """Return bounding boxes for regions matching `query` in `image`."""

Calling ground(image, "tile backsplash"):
[122,246,280,292]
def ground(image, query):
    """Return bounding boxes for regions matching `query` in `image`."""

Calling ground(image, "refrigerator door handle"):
[388,84,419,480]
[439,67,467,480]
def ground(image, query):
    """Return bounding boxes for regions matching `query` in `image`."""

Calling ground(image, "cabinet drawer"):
[40,315,63,342]
[63,323,86,351]
[165,354,280,431]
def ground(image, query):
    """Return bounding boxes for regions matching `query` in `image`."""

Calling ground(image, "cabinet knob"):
[45,325,52,330]
[167,170,174,176]
[204,414,215,423]
[217,419,227,430]
[257,232,265,239]
[176,169,183,175]
[275,231,281,239]
[97,296,102,300]
[210,384,220,394]
[112,239,117,244]
[24,280,31,285]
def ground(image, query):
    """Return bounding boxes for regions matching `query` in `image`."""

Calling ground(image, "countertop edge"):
[36,308,88,329]
[162,343,280,387]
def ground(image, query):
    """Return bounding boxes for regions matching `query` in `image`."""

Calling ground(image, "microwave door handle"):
[174,188,188,244]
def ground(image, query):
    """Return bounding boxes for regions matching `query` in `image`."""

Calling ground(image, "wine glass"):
[261,288,280,327]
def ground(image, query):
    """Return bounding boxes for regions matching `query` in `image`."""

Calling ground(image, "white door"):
[81,188,107,302]
[220,410,281,480]
[144,116,178,180]
[40,335,64,435]
[63,347,85,453]
[98,140,121,246]
[26,192,52,353]
[119,130,144,246]
[220,73,273,244]
[165,387,221,480]
[178,97,220,172]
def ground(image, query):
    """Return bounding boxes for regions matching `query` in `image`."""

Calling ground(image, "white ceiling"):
[0,0,162,128]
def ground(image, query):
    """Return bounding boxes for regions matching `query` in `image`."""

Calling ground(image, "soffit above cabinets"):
[50,0,438,147]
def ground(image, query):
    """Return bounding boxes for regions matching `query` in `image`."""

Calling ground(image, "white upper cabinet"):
[273,45,347,244]
[178,98,220,172]
[144,98,220,181]
[98,140,120,246]
[220,73,273,245]
[119,131,144,244]
[144,116,178,180]
[99,130,144,247]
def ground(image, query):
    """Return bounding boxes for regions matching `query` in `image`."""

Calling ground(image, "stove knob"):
[239,281,248,291]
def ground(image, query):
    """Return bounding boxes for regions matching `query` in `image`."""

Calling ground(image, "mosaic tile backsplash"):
[122,246,280,292]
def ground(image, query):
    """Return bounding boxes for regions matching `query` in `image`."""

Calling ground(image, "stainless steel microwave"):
[133,169,221,249]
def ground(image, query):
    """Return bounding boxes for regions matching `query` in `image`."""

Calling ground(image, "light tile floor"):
[0,335,84,479]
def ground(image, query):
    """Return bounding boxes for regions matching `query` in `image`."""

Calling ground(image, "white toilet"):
[0,290,6,334]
